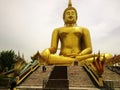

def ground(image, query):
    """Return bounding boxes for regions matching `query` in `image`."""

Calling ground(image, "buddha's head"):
[63,0,78,25]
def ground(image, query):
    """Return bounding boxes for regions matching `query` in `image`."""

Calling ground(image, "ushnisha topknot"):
[63,0,78,24]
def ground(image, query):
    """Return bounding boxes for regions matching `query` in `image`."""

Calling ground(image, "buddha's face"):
[64,9,77,24]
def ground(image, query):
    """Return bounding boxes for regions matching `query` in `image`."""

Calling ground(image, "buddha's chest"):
[59,27,82,38]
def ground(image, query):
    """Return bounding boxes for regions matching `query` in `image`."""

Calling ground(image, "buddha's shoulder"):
[54,26,86,29]
[54,26,65,30]
[53,26,89,31]
[52,27,65,32]
[77,26,89,30]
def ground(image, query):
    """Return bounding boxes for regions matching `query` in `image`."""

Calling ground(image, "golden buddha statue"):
[32,0,112,65]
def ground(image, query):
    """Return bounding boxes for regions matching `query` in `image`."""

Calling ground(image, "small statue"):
[32,0,112,65]
[42,65,46,72]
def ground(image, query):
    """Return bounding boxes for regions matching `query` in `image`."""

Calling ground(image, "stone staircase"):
[14,66,120,90]
[68,66,97,89]
[43,66,69,90]
[16,66,53,90]
[102,67,120,89]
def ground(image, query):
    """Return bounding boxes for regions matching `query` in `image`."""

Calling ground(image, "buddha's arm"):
[49,29,59,54]
[80,28,92,55]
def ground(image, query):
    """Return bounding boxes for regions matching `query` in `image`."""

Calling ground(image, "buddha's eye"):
[67,12,70,15]
[71,11,74,15]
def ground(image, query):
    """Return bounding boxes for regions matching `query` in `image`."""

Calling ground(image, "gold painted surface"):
[33,0,112,65]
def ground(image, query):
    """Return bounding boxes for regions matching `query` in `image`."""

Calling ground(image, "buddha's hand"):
[49,47,56,53]
[40,49,50,60]
[69,53,79,58]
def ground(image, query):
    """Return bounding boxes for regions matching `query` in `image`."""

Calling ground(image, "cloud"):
[0,0,120,61]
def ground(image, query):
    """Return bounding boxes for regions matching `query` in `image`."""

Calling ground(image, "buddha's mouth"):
[69,16,73,19]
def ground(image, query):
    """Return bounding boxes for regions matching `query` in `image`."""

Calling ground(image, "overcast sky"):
[0,0,120,62]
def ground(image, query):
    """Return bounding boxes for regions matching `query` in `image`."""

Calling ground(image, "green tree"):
[0,50,16,72]
[0,60,3,72]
